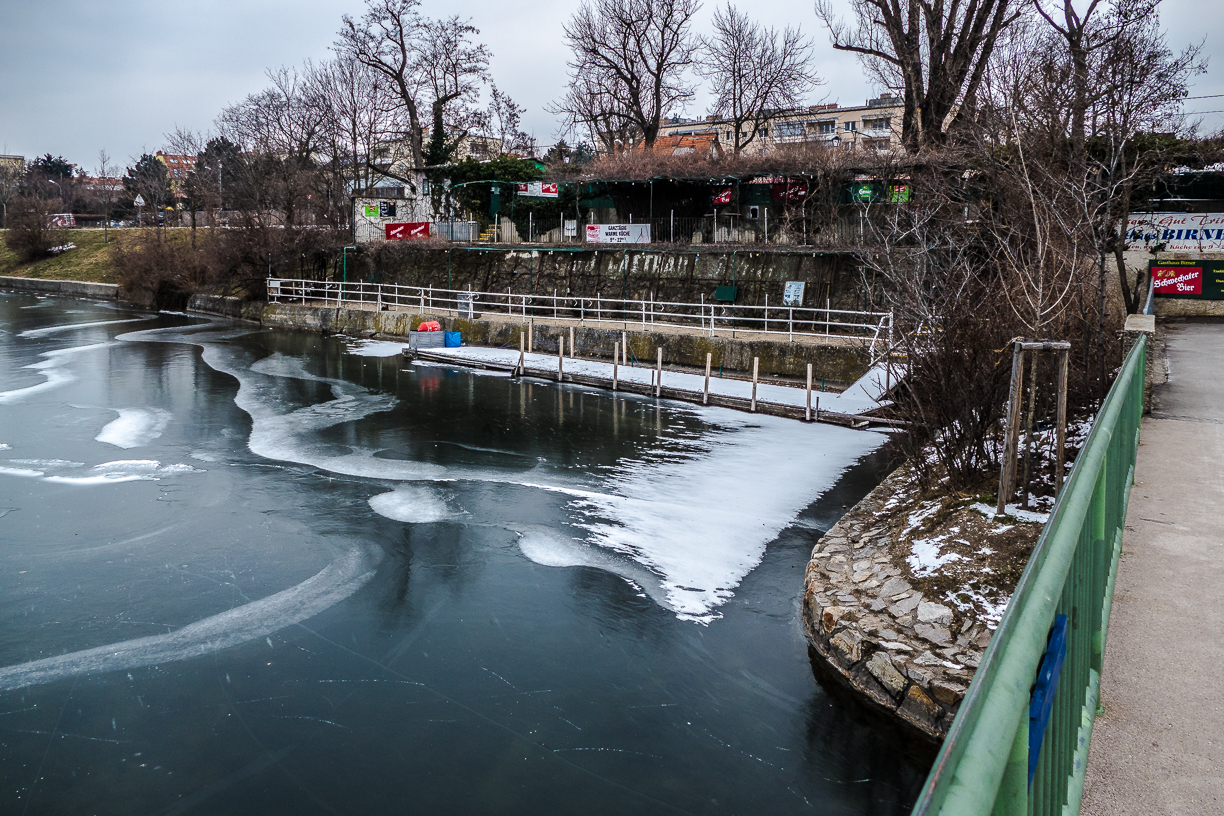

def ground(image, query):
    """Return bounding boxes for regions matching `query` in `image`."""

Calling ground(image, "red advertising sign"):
[1152,266,1202,295]
[712,187,733,205]
[771,182,808,202]
[385,222,430,240]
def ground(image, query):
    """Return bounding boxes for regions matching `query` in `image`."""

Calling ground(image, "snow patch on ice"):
[0,546,383,692]
[18,317,154,338]
[368,486,460,523]
[341,338,405,357]
[96,408,172,448]
[0,343,114,404]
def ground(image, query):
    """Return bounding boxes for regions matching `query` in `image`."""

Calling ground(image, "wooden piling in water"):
[703,352,711,405]
[751,357,759,412]
[806,363,813,421]
[613,342,619,391]
[655,348,662,397]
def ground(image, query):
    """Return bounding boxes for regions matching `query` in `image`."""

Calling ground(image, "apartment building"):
[656,94,904,154]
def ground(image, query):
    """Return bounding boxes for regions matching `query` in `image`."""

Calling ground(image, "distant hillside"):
[0,229,121,284]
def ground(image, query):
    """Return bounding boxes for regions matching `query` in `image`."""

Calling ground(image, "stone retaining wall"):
[802,468,992,740]
[187,295,872,384]
[0,276,119,300]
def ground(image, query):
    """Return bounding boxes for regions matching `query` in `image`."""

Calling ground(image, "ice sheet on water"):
[0,458,204,486]
[0,343,114,404]
[369,485,461,523]
[566,410,885,623]
[0,546,382,692]
[96,408,172,449]
[340,338,405,357]
[17,317,154,338]
[516,526,671,608]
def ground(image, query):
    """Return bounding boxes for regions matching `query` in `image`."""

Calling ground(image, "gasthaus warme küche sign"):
[1151,259,1224,299]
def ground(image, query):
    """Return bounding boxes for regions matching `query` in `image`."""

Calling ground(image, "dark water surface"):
[0,292,929,815]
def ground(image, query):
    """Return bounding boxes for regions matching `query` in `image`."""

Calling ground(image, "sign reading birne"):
[385,222,430,240]
[1128,213,1224,252]
[1151,259,1224,299]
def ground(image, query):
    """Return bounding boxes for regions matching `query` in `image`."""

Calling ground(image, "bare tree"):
[698,4,821,154]
[488,84,530,157]
[337,0,492,172]
[558,0,701,150]
[0,157,23,229]
[549,69,640,154]
[815,0,1020,151]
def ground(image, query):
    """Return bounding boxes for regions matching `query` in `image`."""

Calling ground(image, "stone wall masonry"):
[0,276,120,300]
[361,247,882,314]
[187,295,872,384]
[802,468,992,740]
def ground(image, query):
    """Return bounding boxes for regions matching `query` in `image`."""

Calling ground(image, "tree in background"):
[338,0,492,175]
[0,158,22,229]
[557,0,701,151]
[123,154,172,233]
[698,3,820,154]
[815,0,1020,151]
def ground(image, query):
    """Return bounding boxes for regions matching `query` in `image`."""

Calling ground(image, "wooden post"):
[751,357,759,412]
[1055,347,1070,494]
[622,333,628,365]
[997,341,1026,515]
[558,335,564,382]
[613,342,619,391]
[569,326,575,359]
[806,363,813,421]
[518,331,525,376]
[703,352,712,405]
[528,320,534,353]
[655,347,662,396]
[1020,352,1040,509]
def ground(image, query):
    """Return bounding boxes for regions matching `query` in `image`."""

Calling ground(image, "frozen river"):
[0,291,930,814]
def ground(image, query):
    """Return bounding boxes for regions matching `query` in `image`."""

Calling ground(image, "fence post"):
[764,293,768,334]
[517,332,525,376]
[751,357,759,412]
[613,342,619,391]
[528,319,534,352]
[655,347,662,397]
[997,341,1026,515]
[789,308,794,342]
[558,335,564,382]
[569,326,575,359]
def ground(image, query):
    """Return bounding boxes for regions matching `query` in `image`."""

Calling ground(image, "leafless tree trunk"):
[815,0,1021,151]
[698,4,821,154]
[558,0,700,150]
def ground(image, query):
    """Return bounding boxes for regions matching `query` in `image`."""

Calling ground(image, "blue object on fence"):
[1029,613,1069,787]
[444,332,462,348]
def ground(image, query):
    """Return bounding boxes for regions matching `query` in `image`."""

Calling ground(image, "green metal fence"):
[911,335,1147,816]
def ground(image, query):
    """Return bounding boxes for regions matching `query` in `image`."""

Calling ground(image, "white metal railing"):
[266,277,893,344]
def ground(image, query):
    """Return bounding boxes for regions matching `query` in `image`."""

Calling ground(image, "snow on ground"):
[971,502,1051,524]
[341,338,409,357]
[410,345,891,415]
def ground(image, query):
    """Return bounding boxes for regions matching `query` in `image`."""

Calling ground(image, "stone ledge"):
[0,276,119,300]
[802,467,993,740]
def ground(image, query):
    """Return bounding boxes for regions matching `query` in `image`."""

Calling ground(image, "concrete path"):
[1081,321,1224,816]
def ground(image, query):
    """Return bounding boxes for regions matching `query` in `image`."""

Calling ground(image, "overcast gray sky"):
[0,0,1220,172]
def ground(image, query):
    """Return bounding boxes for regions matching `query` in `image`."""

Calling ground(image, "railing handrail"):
[267,276,880,318]
[913,335,1146,815]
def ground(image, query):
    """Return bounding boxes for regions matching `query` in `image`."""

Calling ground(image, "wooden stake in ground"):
[622,332,628,365]
[998,340,1026,515]
[557,336,564,382]
[751,357,759,412]
[528,320,534,353]
[655,348,662,396]
[569,326,575,359]
[613,342,619,391]
[1055,347,1069,493]
[517,332,525,376]
[703,353,712,405]
[1020,352,1040,509]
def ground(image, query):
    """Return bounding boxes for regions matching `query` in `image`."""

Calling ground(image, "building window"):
[870,118,891,131]
[844,121,858,132]
[774,121,805,139]
[817,122,836,134]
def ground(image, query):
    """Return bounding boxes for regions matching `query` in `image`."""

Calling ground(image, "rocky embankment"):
[802,468,1034,740]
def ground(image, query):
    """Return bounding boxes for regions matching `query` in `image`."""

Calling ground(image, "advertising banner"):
[516,182,559,198]
[585,224,651,244]
[384,222,430,240]
[782,281,806,306]
[1151,259,1224,299]
[1127,212,1224,252]
[712,187,733,205]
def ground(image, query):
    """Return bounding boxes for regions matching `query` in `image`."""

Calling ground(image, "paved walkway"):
[1081,321,1224,815]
